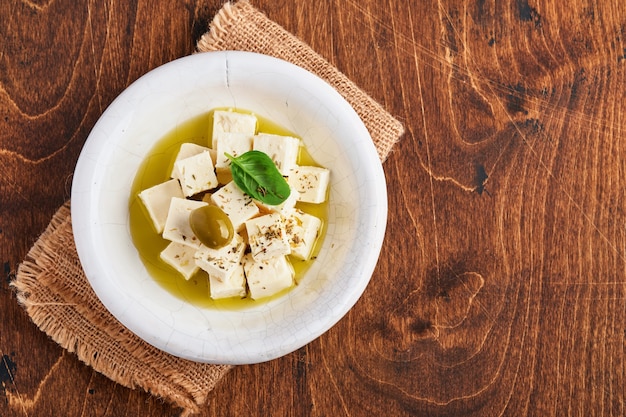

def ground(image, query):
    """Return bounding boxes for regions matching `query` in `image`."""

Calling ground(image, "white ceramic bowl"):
[71,51,387,364]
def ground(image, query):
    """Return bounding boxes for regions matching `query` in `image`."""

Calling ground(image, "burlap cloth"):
[13,1,404,415]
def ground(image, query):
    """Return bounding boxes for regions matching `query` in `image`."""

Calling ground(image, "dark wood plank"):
[2,0,625,416]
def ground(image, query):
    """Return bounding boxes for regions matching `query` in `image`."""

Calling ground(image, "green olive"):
[189,205,234,249]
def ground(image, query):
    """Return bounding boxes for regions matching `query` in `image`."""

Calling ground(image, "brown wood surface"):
[2,0,625,416]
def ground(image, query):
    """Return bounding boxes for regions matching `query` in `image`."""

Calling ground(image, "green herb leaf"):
[225,151,291,205]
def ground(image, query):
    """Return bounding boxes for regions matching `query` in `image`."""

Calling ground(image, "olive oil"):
[129,109,328,309]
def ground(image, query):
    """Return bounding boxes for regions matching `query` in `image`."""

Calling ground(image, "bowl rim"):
[71,51,387,364]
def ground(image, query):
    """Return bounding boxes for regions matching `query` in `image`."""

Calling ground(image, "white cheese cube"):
[159,241,199,280]
[194,233,246,281]
[162,197,207,248]
[253,185,298,214]
[213,132,253,169]
[209,264,247,299]
[210,181,260,231]
[288,166,330,204]
[171,151,219,197]
[174,142,218,167]
[245,213,291,261]
[253,133,300,175]
[242,254,294,300]
[284,209,322,260]
[174,142,209,162]
[212,110,257,135]
[138,179,184,234]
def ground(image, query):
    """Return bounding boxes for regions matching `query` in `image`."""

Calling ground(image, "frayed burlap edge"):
[197,0,405,162]
[13,202,232,416]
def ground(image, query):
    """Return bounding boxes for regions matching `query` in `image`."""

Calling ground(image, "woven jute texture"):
[14,203,231,416]
[13,1,404,415]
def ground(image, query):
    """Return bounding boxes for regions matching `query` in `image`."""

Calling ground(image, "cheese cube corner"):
[210,181,260,231]
[162,197,208,248]
[172,151,219,197]
[213,110,257,136]
[253,133,300,175]
[242,254,294,300]
[138,179,184,234]
[288,166,330,204]
[174,142,217,166]
[194,233,246,281]
[284,209,322,260]
[159,241,199,280]
[209,264,247,299]
[245,213,291,261]
[174,142,209,162]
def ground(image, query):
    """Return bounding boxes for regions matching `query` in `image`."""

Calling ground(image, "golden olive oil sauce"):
[129,109,328,310]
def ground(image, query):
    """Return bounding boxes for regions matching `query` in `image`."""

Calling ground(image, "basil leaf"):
[225,151,291,205]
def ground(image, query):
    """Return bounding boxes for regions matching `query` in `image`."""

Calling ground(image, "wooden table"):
[2,1,625,415]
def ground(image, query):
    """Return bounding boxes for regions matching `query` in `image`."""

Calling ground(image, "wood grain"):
[2,0,625,415]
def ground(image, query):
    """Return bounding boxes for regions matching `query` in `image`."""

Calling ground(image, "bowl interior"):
[71,51,387,364]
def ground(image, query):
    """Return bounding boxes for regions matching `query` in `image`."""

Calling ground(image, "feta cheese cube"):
[242,254,294,300]
[288,166,330,204]
[213,132,253,169]
[174,143,209,162]
[210,181,260,231]
[173,142,218,167]
[171,151,219,197]
[209,264,247,299]
[284,209,322,260]
[194,233,246,281]
[213,110,257,135]
[162,197,207,248]
[253,185,298,214]
[245,213,291,261]
[138,179,184,234]
[159,241,199,280]
[253,133,300,175]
